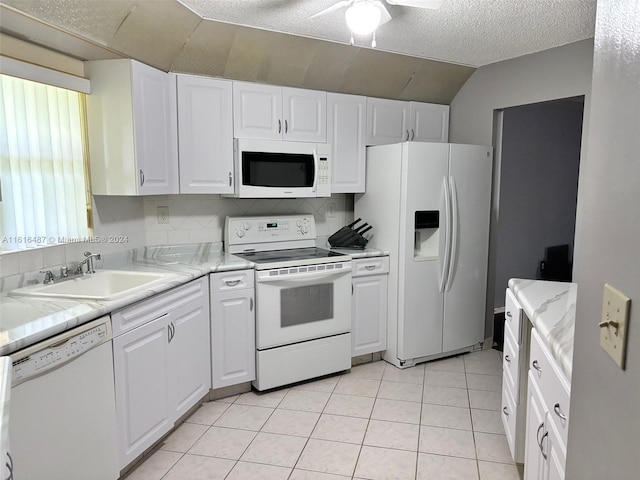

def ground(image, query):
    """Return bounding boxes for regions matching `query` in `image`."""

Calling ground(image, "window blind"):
[0,74,89,251]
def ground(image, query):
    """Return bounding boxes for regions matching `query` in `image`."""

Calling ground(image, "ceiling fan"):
[309,0,445,47]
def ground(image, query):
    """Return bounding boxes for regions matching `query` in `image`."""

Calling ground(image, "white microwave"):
[224,139,332,198]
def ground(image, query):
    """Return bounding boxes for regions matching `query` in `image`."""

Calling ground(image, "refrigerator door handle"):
[445,176,459,292]
[440,176,452,293]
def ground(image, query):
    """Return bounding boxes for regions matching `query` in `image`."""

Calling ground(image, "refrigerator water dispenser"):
[414,210,439,260]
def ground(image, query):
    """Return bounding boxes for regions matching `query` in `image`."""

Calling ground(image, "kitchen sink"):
[11,270,170,301]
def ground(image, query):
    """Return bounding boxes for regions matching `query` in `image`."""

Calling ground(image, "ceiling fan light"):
[345,1,382,36]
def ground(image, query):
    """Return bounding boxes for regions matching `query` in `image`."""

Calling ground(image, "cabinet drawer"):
[210,270,254,292]
[352,256,389,277]
[501,383,518,461]
[502,329,520,395]
[112,277,208,336]
[505,288,524,344]
[530,329,571,448]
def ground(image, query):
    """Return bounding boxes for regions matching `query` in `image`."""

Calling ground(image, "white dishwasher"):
[9,316,119,480]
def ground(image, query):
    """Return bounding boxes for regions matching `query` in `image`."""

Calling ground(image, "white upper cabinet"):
[177,75,234,194]
[410,102,449,143]
[85,59,179,195]
[282,87,327,142]
[233,82,326,142]
[366,97,410,145]
[328,93,367,193]
[366,97,450,145]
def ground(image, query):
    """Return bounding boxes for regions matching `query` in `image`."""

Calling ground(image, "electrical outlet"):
[157,206,170,224]
[599,283,631,369]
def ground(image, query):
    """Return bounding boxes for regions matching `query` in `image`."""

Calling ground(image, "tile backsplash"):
[143,194,353,248]
[0,194,354,279]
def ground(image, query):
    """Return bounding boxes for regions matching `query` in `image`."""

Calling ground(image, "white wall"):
[566,0,640,476]
[449,39,593,337]
[494,100,583,307]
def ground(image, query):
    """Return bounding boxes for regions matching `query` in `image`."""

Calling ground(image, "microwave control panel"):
[225,214,318,250]
[316,144,331,197]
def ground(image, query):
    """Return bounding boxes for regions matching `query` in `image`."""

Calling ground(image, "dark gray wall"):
[494,100,583,307]
[567,0,640,476]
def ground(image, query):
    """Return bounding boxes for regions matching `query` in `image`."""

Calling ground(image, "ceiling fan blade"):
[308,0,353,19]
[385,0,446,9]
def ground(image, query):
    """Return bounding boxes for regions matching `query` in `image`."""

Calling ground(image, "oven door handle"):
[257,269,351,283]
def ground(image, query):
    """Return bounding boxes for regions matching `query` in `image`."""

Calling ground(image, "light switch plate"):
[157,206,170,224]
[600,283,631,369]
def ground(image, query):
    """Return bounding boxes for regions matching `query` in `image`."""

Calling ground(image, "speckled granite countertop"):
[0,243,389,357]
[508,278,577,380]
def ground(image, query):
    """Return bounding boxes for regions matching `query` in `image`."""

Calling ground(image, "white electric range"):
[226,214,352,390]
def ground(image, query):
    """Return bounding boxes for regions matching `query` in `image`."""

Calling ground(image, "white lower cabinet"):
[351,257,389,356]
[210,270,256,388]
[112,277,210,469]
[523,330,569,480]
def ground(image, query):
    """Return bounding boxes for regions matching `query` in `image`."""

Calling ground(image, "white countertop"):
[508,278,577,380]
[0,243,389,357]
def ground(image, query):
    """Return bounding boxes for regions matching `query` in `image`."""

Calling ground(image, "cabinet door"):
[366,97,409,145]
[352,274,388,356]
[177,75,234,193]
[168,283,211,420]
[409,102,449,143]
[524,373,547,480]
[131,61,179,194]
[233,82,283,140]
[283,87,327,142]
[546,420,566,480]
[328,93,366,193]
[113,315,171,468]
[211,288,256,388]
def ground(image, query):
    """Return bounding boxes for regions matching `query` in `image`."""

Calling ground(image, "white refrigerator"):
[355,142,492,367]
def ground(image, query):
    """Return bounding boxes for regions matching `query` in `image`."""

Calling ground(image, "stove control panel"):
[225,214,317,250]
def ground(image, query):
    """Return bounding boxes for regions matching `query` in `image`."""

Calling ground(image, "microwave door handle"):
[312,150,319,193]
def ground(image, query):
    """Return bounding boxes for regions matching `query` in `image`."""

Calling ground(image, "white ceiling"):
[178,0,596,67]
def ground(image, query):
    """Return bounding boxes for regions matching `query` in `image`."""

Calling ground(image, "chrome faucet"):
[75,251,102,274]
[40,270,55,284]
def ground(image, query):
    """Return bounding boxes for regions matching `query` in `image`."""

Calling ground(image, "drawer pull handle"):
[532,360,542,372]
[503,406,509,416]
[365,265,376,270]
[554,403,567,421]
[536,422,545,453]
[506,311,512,318]
[504,355,511,364]
[250,297,254,311]
[225,279,242,287]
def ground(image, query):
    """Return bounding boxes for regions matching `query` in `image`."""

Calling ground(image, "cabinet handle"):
[365,265,376,271]
[139,169,145,186]
[540,431,549,460]
[228,172,232,187]
[411,129,415,141]
[285,119,288,133]
[554,403,567,421]
[536,422,545,448]
[405,130,409,141]
[278,119,282,134]
[6,451,13,478]
[506,311,512,318]
[532,360,542,373]
[167,323,171,343]
[352,284,354,295]
[250,297,254,311]
[167,322,175,343]
[225,279,242,287]
[502,406,509,417]
[504,355,511,364]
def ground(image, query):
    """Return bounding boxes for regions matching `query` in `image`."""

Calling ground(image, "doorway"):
[492,97,584,348]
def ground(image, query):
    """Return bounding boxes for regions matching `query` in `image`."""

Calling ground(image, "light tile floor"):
[126,349,523,480]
